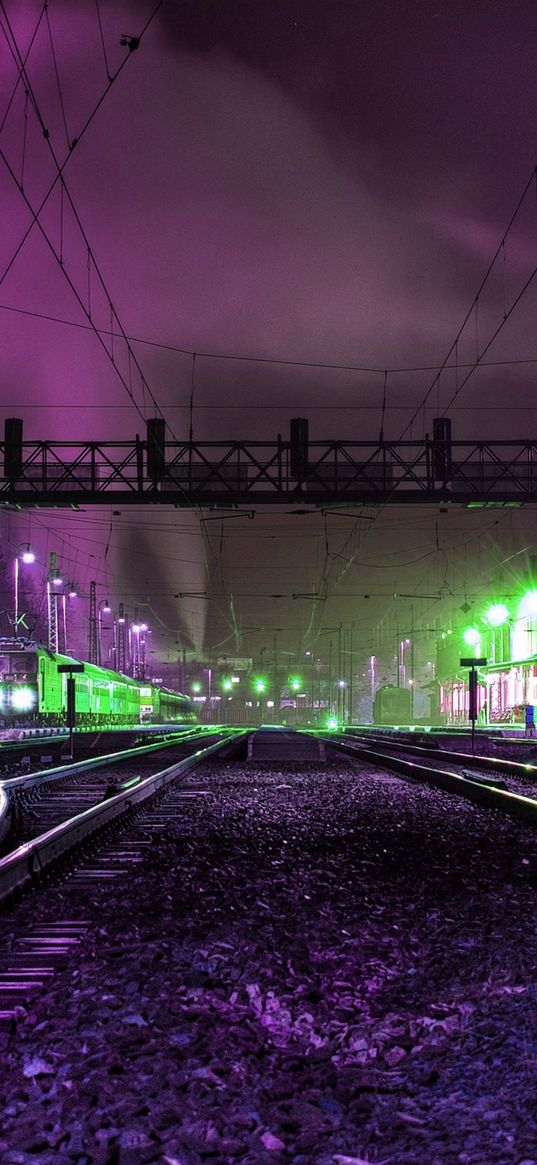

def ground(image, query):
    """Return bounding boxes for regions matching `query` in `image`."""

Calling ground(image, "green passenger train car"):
[0,638,196,727]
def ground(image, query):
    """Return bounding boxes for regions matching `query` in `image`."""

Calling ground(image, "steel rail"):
[0,732,248,904]
[320,735,537,826]
[341,729,537,780]
[0,727,239,843]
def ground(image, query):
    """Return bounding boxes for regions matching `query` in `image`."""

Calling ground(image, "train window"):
[1,653,38,677]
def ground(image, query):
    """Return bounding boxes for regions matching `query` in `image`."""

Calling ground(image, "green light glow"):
[222,678,232,691]
[254,677,267,693]
[463,627,481,646]
[326,716,338,730]
[290,676,302,691]
[485,603,509,626]
[518,590,537,618]
[191,681,201,693]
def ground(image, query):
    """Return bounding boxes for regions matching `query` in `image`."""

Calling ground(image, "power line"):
[3,300,537,379]
[400,164,537,438]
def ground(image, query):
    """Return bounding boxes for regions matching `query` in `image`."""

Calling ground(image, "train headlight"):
[11,686,36,711]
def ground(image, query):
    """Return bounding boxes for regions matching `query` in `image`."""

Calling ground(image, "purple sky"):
[1,0,537,669]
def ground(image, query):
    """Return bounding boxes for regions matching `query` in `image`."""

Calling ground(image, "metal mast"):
[88,580,98,664]
[116,602,127,674]
[47,552,59,653]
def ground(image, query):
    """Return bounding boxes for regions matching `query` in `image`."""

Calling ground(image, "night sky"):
[1,0,537,672]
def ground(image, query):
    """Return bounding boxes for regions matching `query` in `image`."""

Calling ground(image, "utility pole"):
[47,553,59,654]
[88,581,98,664]
[328,639,333,715]
[410,604,415,719]
[348,623,355,724]
[116,602,127,674]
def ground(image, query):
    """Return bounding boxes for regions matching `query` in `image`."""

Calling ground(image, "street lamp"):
[482,603,510,664]
[130,621,148,678]
[13,544,35,637]
[98,599,111,666]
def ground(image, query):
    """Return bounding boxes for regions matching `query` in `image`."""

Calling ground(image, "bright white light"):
[519,591,537,618]
[52,576,62,586]
[486,603,509,626]
[21,549,35,564]
[11,686,36,711]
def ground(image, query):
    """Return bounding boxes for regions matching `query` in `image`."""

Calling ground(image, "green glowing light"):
[463,627,481,646]
[191,681,201,693]
[326,716,338,731]
[254,677,267,693]
[485,603,509,626]
[290,676,302,691]
[222,678,232,691]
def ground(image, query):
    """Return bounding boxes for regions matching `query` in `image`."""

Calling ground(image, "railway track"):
[0,726,236,851]
[2,732,537,1161]
[0,728,247,903]
[3,723,537,1032]
[319,728,537,821]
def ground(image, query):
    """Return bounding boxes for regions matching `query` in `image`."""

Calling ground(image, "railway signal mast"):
[460,656,487,753]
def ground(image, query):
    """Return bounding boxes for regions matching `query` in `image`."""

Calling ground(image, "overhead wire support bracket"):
[1,417,537,507]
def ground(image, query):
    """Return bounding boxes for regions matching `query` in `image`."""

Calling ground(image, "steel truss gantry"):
[1,417,537,507]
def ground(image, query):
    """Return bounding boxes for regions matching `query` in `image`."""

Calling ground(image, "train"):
[0,638,197,728]
[372,684,412,725]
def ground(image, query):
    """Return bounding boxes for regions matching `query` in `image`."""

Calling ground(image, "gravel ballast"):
[1,757,537,1164]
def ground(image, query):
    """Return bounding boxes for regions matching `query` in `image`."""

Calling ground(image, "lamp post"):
[130,622,148,678]
[114,604,127,673]
[321,626,342,716]
[98,599,111,665]
[483,603,510,664]
[13,545,35,637]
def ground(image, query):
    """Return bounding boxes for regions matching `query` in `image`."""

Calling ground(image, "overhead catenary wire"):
[0,0,165,287]
[0,0,200,512]
[399,163,537,439]
[4,300,537,381]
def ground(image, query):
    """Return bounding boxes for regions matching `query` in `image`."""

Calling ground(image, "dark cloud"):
[1,0,537,664]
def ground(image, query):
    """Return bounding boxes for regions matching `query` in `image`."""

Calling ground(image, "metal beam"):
[2,430,537,506]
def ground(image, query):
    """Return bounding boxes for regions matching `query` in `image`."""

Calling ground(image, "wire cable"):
[400,164,537,438]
